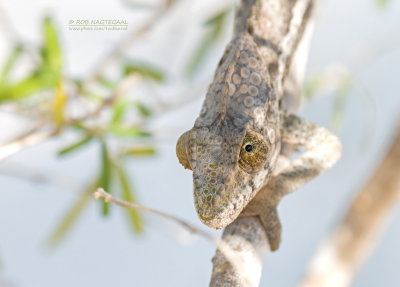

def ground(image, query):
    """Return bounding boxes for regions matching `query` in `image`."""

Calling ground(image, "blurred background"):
[0,0,399,286]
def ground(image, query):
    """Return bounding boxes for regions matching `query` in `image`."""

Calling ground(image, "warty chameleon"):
[176,1,341,251]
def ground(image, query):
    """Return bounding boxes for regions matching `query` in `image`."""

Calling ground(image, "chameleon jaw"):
[197,208,242,229]
[194,182,248,230]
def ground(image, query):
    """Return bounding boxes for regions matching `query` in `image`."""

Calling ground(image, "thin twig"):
[0,0,178,161]
[0,72,140,161]
[94,187,199,233]
[0,128,58,161]
[93,188,254,287]
[66,73,140,124]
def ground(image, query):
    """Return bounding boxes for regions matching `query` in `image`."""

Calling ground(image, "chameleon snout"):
[193,172,243,229]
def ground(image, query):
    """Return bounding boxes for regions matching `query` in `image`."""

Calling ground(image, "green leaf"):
[100,140,112,215]
[205,8,230,29]
[52,82,67,125]
[185,33,215,77]
[58,135,94,156]
[42,17,62,75]
[0,74,55,102]
[185,8,230,77]
[97,76,117,90]
[111,100,128,124]
[331,77,352,131]
[71,123,86,131]
[123,62,165,82]
[376,0,391,8]
[0,44,23,84]
[116,164,142,232]
[135,101,151,118]
[111,101,152,125]
[124,146,156,156]
[303,75,324,101]
[109,124,151,138]
[47,180,96,247]
[0,17,62,103]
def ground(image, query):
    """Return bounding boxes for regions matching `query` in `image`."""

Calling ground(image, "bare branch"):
[0,128,58,161]
[210,217,269,287]
[299,122,400,287]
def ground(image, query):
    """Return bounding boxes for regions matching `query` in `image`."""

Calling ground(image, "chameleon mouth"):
[197,204,242,230]
[194,189,244,230]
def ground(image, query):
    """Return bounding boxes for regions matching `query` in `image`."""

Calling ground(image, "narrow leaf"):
[124,146,156,156]
[376,0,390,8]
[58,135,94,156]
[109,124,151,138]
[0,44,23,84]
[100,140,112,215]
[185,33,215,77]
[303,75,323,101]
[116,164,142,232]
[185,8,230,77]
[135,101,152,118]
[123,62,165,82]
[205,8,230,30]
[47,180,96,247]
[0,75,51,102]
[97,76,117,90]
[111,100,128,124]
[331,77,352,131]
[53,82,67,124]
[42,17,62,75]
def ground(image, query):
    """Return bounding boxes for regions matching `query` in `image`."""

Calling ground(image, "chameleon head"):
[176,124,280,229]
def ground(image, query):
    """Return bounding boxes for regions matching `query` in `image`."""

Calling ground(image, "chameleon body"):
[177,0,341,251]
[177,32,281,229]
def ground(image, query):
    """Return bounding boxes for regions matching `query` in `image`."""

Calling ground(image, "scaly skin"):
[177,32,281,229]
[177,0,341,251]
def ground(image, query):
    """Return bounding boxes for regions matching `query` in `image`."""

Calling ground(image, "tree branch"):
[0,128,58,161]
[299,121,400,287]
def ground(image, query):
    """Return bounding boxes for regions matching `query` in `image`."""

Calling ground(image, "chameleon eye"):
[245,144,253,152]
[239,132,270,173]
[176,130,192,170]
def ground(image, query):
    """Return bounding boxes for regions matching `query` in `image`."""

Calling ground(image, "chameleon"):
[176,0,341,251]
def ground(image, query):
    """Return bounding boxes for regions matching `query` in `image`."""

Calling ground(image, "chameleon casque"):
[176,0,341,251]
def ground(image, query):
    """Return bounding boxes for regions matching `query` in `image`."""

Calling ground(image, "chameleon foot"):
[259,206,282,251]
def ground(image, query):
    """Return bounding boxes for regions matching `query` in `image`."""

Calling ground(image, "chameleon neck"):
[234,0,313,106]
